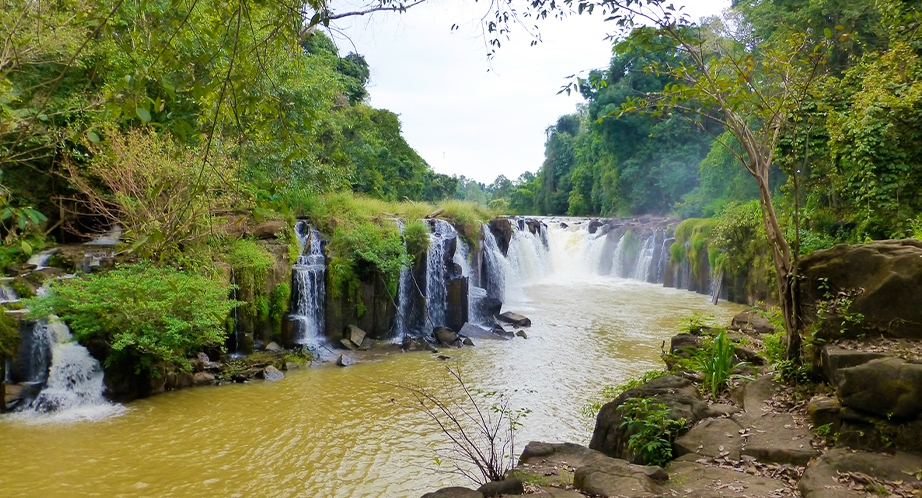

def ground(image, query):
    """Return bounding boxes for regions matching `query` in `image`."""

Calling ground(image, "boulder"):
[733,346,765,366]
[462,337,474,346]
[434,327,459,346]
[837,356,922,420]
[420,487,483,498]
[193,372,215,385]
[799,448,922,498]
[265,341,283,352]
[488,219,513,256]
[192,352,210,372]
[798,239,922,339]
[738,412,817,466]
[476,477,524,497]
[344,325,367,349]
[589,376,719,462]
[459,323,499,341]
[669,333,702,358]
[728,310,775,335]
[515,330,527,339]
[497,312,531,328]
[336,354,355,367]
[587,219,605,234]
[253,220,286,239]
[807,395,842,433]
[732,375,780,412]
[674,417,745,461]
[514,442,667,496]
[258,365,284,381]
[820,345,887,384]
[665,460,794,497]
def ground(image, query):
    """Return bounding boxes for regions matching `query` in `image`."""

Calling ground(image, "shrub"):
[403,219,430,258]
[580,370,667,419]
[0,311,19,358]
[25,264,240,371]
[696,329,747,399]
[65,128,245,262]
[619,397,686,467]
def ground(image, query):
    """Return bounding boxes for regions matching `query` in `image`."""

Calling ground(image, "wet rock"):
[820,345,887,384]
[799,448,922,498]
[192,352,210,372]
[344,324,366,349]
[462,337,474,346]
[559,222,569,229]
[665,460,792,497]
[669,333,702,358]
[588,219,604,234]
[728,310,775,335]
[420,487,483,498]
[589,376,720,462]
[359,337,373,351]
[258,366,284,381]
[336,354,355,367]
[738,412,817,466]
[434,327,459,346]
[264,341,283,352]
[340,338,358,351]
[488,218,513,256]
[674,417,745,461]
[253,219,286,239]
[193,372,215,385]
[799,239,922,339]
[515,330,527,339]
[476,477,524,497]
[497,311,531,327]
[436,355,451,361]
[283,362,300,371]
[837,356,922,420]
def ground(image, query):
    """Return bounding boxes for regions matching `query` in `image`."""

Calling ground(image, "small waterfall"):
[290,220,326,348]
[632,235,656,281]
[425,219,457,329]
[0,279,19,304]
[27,249,56,270]
[655,237,671,284]
[506,224,551,283]
[19,320,122,421]
[610,235,625,278]
[481,224,508,304]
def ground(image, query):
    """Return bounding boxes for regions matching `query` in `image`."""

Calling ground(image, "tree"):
[575,1,830,358]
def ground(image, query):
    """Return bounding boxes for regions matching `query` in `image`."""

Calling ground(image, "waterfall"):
[0,279,18,304]
[481,224,508,304]
[610,235,625,278]
[655,237,671,284]
[425,219,457,329]
[506,224,552,283]
[18,320,123,422]
[632,235,656,282]
[27,249,56,270]
[291,220,326,348]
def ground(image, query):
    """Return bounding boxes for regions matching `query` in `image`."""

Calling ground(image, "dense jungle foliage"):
[523,0,922,247]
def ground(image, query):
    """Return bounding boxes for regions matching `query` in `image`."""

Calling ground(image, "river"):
[0,222,743,497]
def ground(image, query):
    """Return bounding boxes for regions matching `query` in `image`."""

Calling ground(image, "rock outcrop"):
[798,239,922,339]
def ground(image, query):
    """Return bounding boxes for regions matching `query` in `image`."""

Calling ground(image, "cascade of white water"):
[481,224,508,304]
[291,220,326,348]
[656,238,671,284]
[27,249,56,270]
[23,320,123,421]
[425,219,457,329]
[0,279,18,303]
[393,220,416,339]
[506,225,552,283]
[610,234,626,278]
[632,235,656,281]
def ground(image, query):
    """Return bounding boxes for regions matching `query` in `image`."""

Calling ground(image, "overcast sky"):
[329,0,730,185]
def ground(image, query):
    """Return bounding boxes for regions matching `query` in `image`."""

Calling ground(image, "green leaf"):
[136,107,152,123]
[20,240,32,256]
[87,131,101,143]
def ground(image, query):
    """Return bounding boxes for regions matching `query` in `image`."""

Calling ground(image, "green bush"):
[580,370,667,419]
[25,264,240,371]
[403,219,430,258]
[619,397,686,467]
[269,282,291,329]
[0,311,19,358]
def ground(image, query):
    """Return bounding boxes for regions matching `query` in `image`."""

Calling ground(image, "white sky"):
[329,0,730,185]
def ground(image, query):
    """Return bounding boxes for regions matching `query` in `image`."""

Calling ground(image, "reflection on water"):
[0,272,741,497]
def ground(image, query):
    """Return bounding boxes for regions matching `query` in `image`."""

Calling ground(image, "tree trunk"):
[754,165,800,361]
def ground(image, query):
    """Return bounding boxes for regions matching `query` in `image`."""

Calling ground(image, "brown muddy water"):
[0,224,743,497]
